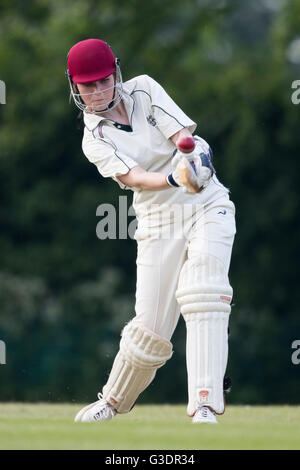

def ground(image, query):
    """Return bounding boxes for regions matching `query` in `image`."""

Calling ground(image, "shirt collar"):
[83,79,138,131]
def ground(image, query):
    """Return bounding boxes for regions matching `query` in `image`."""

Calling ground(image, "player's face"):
[76,74,115,111]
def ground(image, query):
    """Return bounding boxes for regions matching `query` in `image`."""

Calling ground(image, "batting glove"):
[167,136,215,193]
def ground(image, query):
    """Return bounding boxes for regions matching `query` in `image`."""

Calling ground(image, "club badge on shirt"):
[147,115,157,127]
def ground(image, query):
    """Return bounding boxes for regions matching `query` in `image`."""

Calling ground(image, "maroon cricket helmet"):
[67,39,116,84]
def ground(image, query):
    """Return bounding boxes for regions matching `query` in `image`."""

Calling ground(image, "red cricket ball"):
[177,136,195,153]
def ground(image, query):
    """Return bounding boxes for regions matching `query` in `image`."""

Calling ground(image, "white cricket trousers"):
[133,192,236,341]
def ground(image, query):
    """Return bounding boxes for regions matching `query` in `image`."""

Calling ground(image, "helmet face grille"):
[67,63,124,114]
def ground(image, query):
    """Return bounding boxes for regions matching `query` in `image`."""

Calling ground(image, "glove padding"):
[171,136,215,193]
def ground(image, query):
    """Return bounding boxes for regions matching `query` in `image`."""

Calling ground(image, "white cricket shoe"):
[192,406,218,424]
[74,393,116,423]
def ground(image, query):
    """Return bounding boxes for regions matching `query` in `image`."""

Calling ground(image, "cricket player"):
[66,39,236,424]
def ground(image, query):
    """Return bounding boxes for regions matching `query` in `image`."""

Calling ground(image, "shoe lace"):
[92,393,115,421]
[200,406,209,418]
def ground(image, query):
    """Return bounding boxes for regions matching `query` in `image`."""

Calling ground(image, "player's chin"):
[92,100,104,106]
[91,99,108,110]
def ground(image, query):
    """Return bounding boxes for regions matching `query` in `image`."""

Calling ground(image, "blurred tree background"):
[0,0,300,405]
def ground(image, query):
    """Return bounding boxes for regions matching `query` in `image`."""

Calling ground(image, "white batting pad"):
[176,253,233,415]
[102,320,173,413]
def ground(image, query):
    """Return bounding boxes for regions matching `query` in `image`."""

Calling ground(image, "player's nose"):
[94,81,105,93]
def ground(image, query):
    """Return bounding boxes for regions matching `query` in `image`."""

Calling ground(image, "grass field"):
[0,403,299,450]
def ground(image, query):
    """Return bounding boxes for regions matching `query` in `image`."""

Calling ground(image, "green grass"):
[0,403,299,450]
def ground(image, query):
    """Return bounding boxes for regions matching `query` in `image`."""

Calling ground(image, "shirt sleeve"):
[144,75,197,139]
[82,131,138,190]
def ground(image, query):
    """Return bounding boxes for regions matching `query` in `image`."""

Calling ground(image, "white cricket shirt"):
[82,74,229,221]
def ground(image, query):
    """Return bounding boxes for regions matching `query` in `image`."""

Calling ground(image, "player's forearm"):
[136,171,170,191]
[117,166,170,191]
